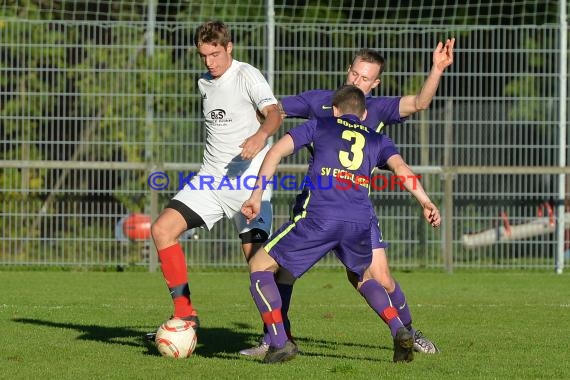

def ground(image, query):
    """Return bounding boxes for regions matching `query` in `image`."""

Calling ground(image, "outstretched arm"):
[386,154,441,228]
[398,38,455,117]
[240,103,282,160]
[241,134,295,223]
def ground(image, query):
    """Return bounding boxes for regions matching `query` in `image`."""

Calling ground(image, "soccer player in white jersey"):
[146,21,282,337]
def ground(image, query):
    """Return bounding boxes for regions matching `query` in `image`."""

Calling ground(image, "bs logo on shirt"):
[209,109,226,120]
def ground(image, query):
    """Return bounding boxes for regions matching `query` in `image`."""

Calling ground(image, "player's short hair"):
[332,85,366,118]
[194,20,232,48]
[351,48,385,76]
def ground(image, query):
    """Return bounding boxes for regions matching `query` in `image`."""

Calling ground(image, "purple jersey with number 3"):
[287,114,399,221]
[281,88,403,250]
[264,114,399,278]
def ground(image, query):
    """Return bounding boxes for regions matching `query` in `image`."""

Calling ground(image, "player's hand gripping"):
[433,38,455,73]
[423,201,441,228]
[241,197,261,224]
[239,131,267,160]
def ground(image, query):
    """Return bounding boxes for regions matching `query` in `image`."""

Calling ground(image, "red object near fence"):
[122,213,151,241]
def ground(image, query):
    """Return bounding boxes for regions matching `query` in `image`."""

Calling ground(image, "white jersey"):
[197,59,278,179]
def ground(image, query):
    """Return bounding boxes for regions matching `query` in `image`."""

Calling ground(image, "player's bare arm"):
[398,38,455,117]
[241,134,295,223]
[240,103,282,160]
[386,154,441,228]
[277,101,287,120]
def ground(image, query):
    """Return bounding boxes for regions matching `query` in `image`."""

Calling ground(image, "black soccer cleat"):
[262,340,298,364]
[393,327,414,363]
[144,314,200,342]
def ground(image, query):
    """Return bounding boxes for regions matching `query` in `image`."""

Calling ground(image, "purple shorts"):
[292,191,388,251]
[264,217,373,279]
[370,214,390,250]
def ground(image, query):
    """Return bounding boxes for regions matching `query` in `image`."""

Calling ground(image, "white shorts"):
[172,167,272,236]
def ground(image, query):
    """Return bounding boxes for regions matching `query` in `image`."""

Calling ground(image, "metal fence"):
[0,16,568,271]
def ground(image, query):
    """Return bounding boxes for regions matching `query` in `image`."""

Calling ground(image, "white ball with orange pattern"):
[155,318,197,358]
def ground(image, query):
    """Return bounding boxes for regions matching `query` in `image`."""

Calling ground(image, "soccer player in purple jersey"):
[241,86,441,363]
[240,39,454,356]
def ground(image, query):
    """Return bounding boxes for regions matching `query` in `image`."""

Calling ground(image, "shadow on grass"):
[12,317,393,362]
[291,336,393,362]
[12,317,256,358]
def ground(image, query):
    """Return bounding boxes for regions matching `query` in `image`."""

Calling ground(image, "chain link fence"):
[0,3,568,271]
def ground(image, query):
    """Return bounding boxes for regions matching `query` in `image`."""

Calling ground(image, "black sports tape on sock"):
[169,283,190,299]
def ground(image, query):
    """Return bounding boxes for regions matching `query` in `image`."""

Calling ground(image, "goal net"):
[0,1,560,25]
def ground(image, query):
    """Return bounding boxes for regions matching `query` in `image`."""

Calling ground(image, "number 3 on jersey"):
[338,130,365,170]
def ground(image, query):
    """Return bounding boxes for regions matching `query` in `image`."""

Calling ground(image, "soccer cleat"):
[393,327,414,363]
[262,340,299,364]
[144,314,200,342]
[239,338,270,356]
[412,329,440,354]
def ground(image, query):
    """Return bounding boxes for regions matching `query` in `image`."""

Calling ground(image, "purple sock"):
[359,279,404,337]
[262,331,271,345]
[277,282,293,333]
[389,282,413,329]
[250,271,288,348]
[262,282,294,345]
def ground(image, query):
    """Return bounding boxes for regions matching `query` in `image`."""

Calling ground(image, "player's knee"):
[239,229,268,244]
[249,249,279,273]
[385,277,397,293]
[150,219,169,241]
[376,274,396,292]
[369,269,392,289]
[151,211,189,245]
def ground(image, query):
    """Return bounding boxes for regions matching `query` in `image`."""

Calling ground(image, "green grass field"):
[1,269,569,379]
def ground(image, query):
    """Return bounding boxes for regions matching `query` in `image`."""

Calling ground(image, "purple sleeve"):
[281,90,333,119]
[367,96,408,127]
[376,134,400,168]
[280,93,312,119]
[287,119,318,153]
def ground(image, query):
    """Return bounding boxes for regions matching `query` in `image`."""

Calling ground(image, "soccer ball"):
[155,318,197,358]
